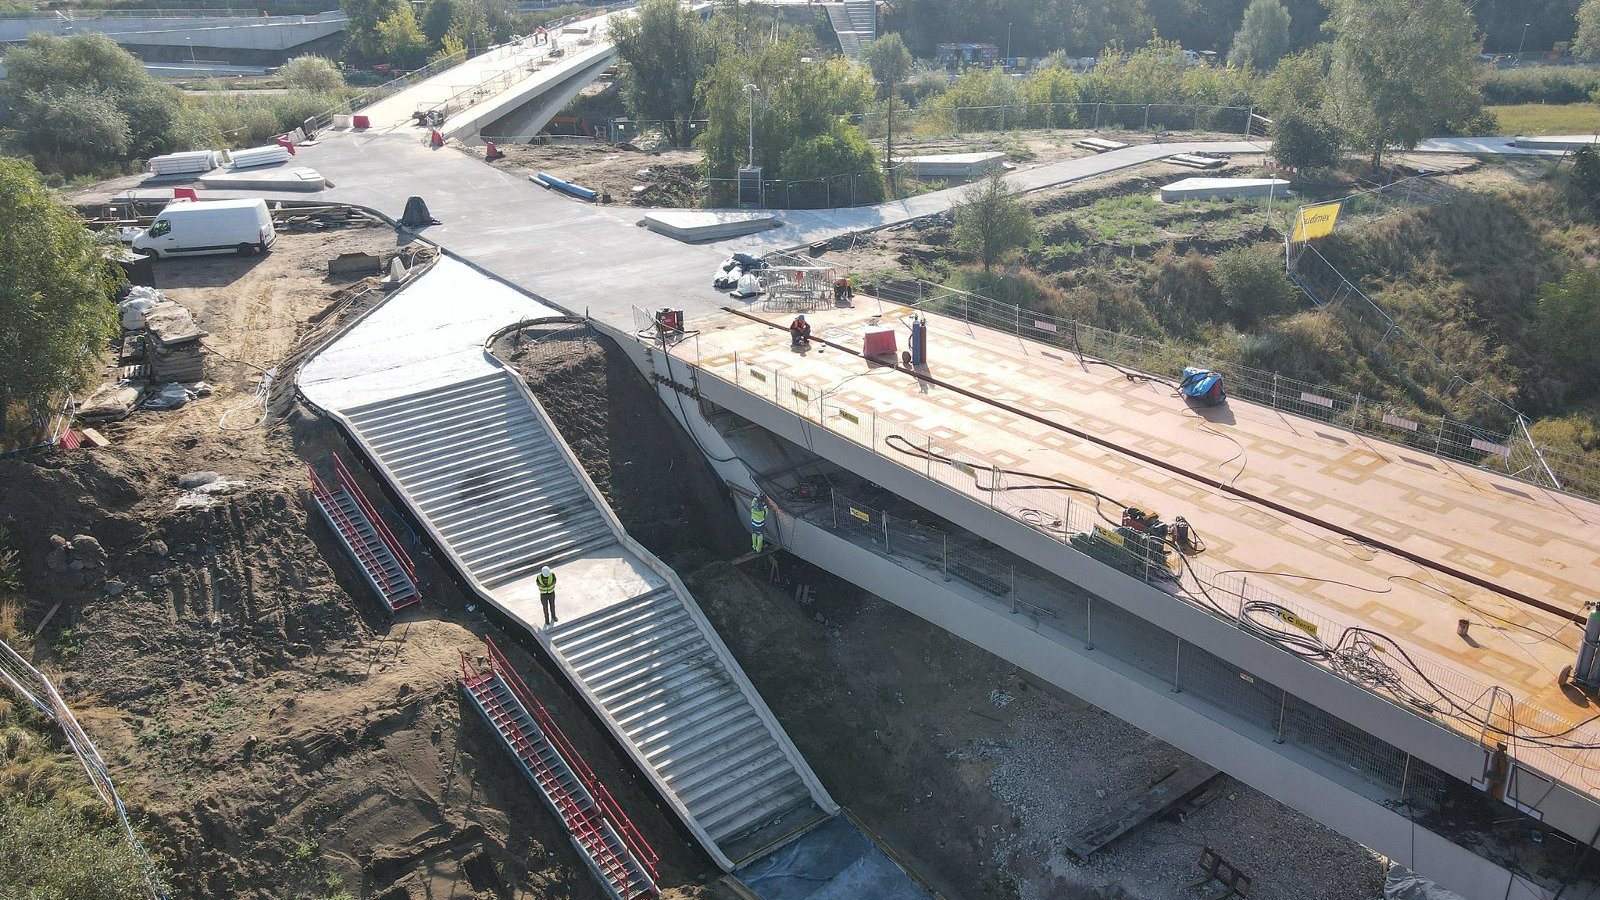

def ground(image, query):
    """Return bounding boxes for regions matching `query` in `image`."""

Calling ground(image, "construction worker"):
[536,565,557,626]
[749,493,769,553]
[789,314,811,348]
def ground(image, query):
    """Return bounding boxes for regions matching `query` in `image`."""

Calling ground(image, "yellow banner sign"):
[1291,202,1341,243]
[849,507,871,523]
[1274,608,1320,637]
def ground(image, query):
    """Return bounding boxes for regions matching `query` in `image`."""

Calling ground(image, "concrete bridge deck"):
[670,301,1600,786]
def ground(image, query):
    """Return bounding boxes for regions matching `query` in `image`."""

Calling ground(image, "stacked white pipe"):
[226,145,292,170]
[148,150,221,176]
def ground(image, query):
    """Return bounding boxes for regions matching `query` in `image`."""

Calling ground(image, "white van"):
[132,198,276,259]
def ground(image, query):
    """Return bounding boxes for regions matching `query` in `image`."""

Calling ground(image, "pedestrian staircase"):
[342,372,617,591]
[332,364,835,869]
[548,589,825,857]
[825,0,877,58]
[462,638,659,900]
[308,454,420,613]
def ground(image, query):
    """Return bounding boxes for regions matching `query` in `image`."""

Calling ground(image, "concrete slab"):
[892,151,1005,181]
[299,256,559,412]
[1160,176,1289,201]
[1511,134,1600,151]
[643,209,782,242]
[497,546,664,624]
[198,165,327,192]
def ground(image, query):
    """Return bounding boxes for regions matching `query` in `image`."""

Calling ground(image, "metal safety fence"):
[0,637,169,899]
[638,318,1600,794]
[855,102,1258,140]
[782,485,1495,835]
[862,275,1591,501]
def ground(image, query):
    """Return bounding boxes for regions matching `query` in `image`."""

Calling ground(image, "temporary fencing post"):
[1274,691,1287,743]
[882,511,890,553]
[942,535,949,581]
[1172,639,1183,693]
[1085,596,1094,650]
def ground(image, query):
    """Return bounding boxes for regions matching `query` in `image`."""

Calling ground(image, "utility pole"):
[1006,22,1012,68]
[1515,22,1530,67]
[743,83,759,167]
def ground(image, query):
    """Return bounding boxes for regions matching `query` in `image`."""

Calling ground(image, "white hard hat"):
[540,566,552,577]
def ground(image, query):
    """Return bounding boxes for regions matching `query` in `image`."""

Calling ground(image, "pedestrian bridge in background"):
[0,10,346,53]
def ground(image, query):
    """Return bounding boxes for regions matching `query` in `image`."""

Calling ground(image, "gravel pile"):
[968,692,1386,900]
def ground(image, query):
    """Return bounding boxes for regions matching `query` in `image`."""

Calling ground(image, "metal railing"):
[774,485,1535,850]
[3,6,339,18]
[0,637,170,899]
[631,315,1600,794]
[855,101,1258,139]
[304,49,468,133]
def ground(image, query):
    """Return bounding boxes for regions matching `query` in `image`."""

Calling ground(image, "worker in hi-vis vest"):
[536,565,557,626]
[749,493,769,553]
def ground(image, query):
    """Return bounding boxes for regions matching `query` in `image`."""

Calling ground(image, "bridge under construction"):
[174,23,1600,898]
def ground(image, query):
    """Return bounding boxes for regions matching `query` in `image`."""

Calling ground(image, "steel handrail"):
[485,638,661,879]
[308,464,401,600]
[331,453,417,582]
[462,653,648,893]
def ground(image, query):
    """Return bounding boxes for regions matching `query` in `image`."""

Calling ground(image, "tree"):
[0,159,120,435]
[421,0,457,45]
[377,1,429,68]
[277,55,345,93]
[862,33,912,187]
[1323,0,1481,170]
[1578,0,1600,61]
[341,0,396,60]
[698,35,875,188]
[2,34,180,172]
[1228,0,1290,69]
[1257,47,1327,120]
[610,0,714,146]
[780,123,885,207]
[953,171,1034,272]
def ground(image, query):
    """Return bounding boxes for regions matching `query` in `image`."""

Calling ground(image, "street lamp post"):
[1515,22,1530,68]
[1006,22,1012,68]
[742,83,759,167]
[186,36,196,66]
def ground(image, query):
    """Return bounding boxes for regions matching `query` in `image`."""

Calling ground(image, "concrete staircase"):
[825,0,877,58]
[337,365,831,868]
[343,372,617,591]
[548,590,824,855]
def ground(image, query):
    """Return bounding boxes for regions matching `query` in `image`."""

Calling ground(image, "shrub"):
[1481,67,1600,105]
[1213,246,1296,322]
[0,800,150,899]
[1271,111,1342,170]
[277,55,345,93]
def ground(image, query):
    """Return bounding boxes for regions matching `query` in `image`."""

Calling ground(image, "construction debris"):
[142,299,207,383]
[1062,761,1223,862]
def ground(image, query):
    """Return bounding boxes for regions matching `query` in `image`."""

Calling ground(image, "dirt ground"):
[483,143,706,207]
[0,229,721,900]
[496,329,1388,900]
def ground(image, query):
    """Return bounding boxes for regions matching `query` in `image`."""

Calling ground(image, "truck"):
[131,198,276,259]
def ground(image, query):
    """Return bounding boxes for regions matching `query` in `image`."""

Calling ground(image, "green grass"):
[1487,103,1600,136]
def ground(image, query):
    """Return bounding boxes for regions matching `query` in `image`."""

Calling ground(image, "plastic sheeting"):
[1384,867,1468,900]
